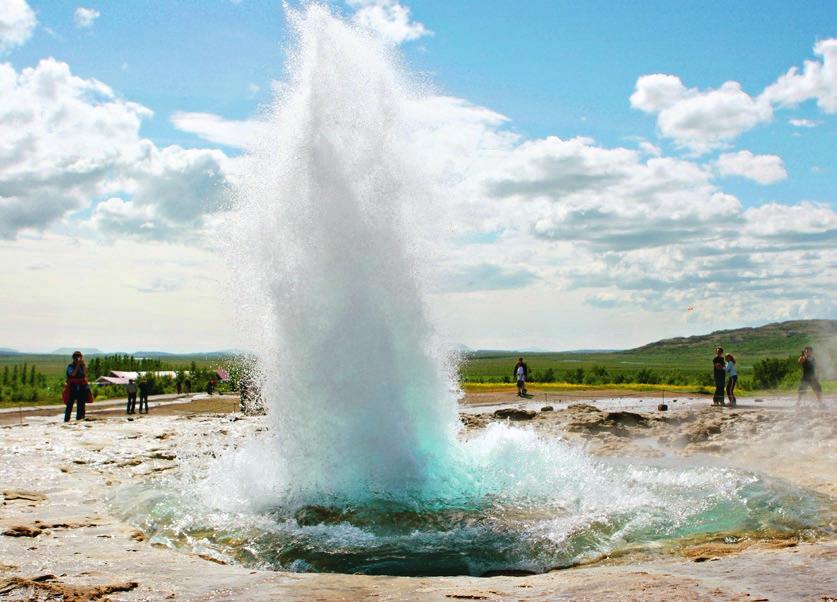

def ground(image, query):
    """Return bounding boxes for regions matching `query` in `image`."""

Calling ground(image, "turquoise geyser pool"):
[112,423,831,577]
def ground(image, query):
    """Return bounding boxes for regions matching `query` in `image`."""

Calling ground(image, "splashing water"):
[225,4,460,505]
[114,5,831,576]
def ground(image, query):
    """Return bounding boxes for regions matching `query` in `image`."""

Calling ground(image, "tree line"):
[1,364,48,402]
[461,355,823,391]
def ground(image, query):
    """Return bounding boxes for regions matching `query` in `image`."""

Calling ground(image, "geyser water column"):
[225,5,460,504]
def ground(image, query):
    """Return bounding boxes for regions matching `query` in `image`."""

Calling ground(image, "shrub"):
[752,356,797,389]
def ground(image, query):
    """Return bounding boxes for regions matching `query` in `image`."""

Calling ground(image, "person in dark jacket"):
[797,346,823,407]
[513,357,529,397]
[712,347,726,406]
[138,378,150,414]
[64,351,90,422]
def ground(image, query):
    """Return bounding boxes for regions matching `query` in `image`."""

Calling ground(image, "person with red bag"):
[63,350,92,422]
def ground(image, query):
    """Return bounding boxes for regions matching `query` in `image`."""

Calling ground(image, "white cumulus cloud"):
[348,0,431,44]
[631,75,772,154]
[633,39,837,153]
[761,38,837,113]
[0,59,235,240]
[715,150,787,185]
[0,0,36,54]
[170,111,265,149]
[789,118,821,128]
[73,7,100,29]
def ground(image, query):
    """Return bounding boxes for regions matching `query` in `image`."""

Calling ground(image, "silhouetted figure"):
[724,354,737,407]
[176,380,182,395]
[138,378,150,414]
[513,357,529,397]
[797,346,823,407]
[64,351,91,422]
[185,379,192,394]
[126,379,137,414]
[712,347,726,406]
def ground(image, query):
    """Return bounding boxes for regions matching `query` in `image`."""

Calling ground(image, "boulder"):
[541,406,554,412]
[493,408,536,421]
[3,525,42,537]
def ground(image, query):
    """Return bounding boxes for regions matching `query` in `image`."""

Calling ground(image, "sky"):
[0,0,835,353]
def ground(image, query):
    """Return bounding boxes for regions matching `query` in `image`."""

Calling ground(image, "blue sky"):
[1,0,835,351]
[15,1,835,204]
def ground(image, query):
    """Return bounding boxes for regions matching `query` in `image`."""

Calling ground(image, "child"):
[724,353,737,408]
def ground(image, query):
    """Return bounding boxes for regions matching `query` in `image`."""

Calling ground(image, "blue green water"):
[112,424,832,577]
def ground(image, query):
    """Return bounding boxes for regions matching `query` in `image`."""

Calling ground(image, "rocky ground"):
[0,393,834,600]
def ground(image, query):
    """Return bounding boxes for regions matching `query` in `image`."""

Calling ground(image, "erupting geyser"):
[224,3,461,506]
[114,4,830,577]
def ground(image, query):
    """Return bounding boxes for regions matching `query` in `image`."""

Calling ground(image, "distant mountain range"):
[0,348,243,357]
[4,320,835,360]
[52,347,104,355]
[463,319,836,361]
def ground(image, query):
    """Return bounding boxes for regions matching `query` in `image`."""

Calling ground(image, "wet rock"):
[657,404,668,411]
[2,490,46,503]
[605,411,647,427]
[541,406,554,412]
[2,525,42,537]
[493,408,536,421]
[198,553,227,565]
[460,413,490,430]
[149,452,177,461]
[0,576,137,601]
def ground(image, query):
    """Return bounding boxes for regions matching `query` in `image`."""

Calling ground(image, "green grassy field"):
[460,319,837,388]
[0,353,235,406]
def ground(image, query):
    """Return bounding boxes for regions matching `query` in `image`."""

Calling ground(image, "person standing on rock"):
[126,379,137,414]
[724,353,737,408]
[513,357,529,397]
[64,351,91,422]
[138,378,150,414]
[797,346,823,407]
[712,347,726,406]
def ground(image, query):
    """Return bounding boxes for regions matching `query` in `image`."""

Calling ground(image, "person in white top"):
[724,353,737,408]
[513,357,528,397]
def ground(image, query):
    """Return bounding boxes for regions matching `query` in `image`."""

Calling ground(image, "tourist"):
[64,351,91,422]
[797,346,823,407]
[513,357,528,397]
[138,378,150,414]
[712,347,726,406]
[126,379,137,414]
[185,378,192,394]
[176,380,182,396]
[724,354,737,408]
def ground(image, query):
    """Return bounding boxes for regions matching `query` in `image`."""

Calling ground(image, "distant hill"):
[626,319,837,360]
[0,347,19,355]
[52,347,103,355]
